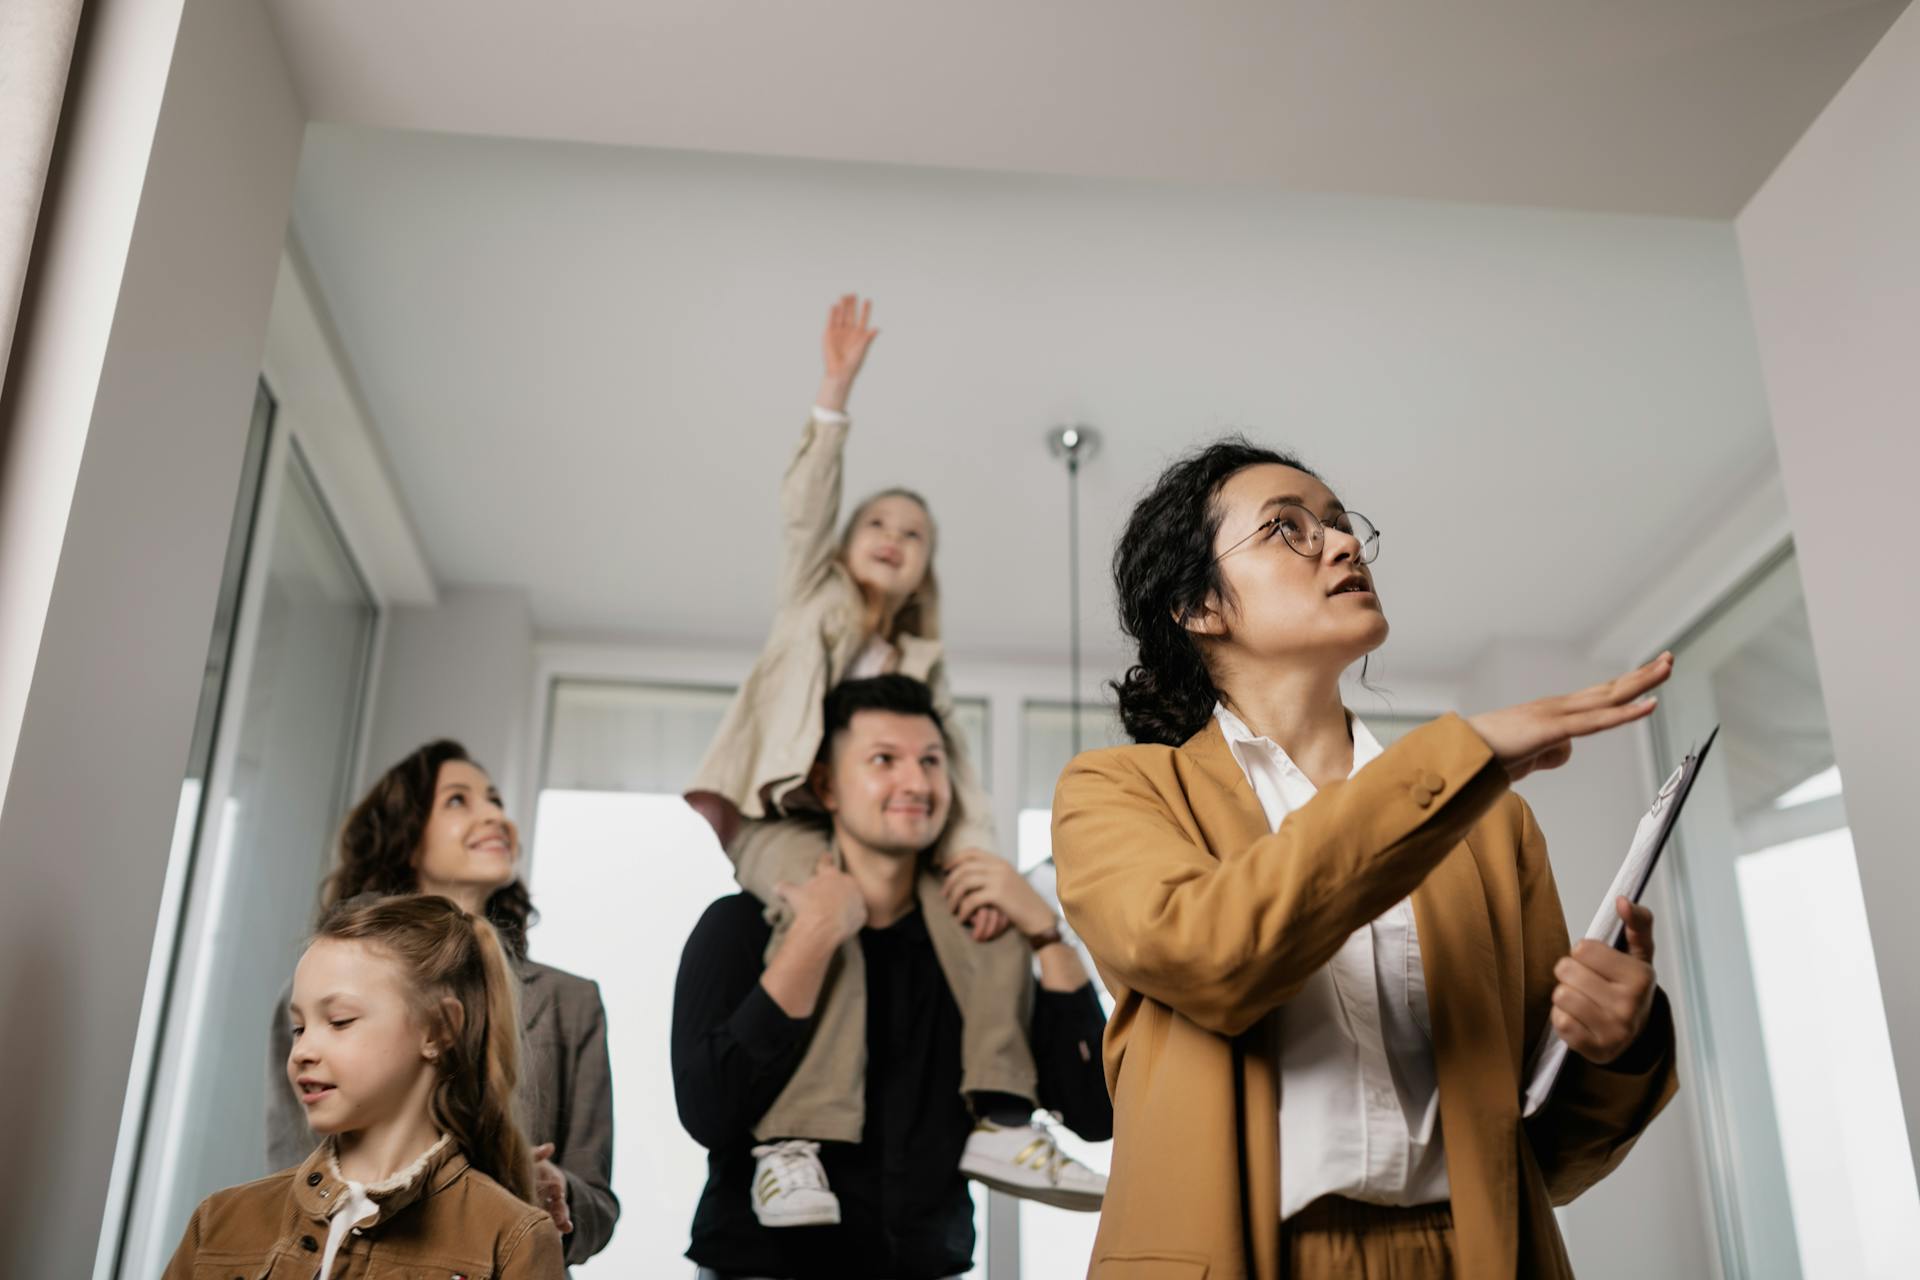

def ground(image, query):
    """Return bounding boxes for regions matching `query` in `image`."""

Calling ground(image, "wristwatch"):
[1024,921,1064,950]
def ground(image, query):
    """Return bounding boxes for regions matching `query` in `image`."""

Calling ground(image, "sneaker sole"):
[753,1204,843,1228]
[958,1159,1104,1212]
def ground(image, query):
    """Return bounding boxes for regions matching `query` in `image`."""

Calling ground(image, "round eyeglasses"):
[1217,504,1381,564]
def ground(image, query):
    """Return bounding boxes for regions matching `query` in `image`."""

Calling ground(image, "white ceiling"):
[289,126,1780,675]
[265,0,1906,218]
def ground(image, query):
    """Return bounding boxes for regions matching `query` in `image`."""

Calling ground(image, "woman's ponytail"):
[314,895,536,1203]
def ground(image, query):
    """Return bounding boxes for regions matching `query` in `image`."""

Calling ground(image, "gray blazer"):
[268,958,619,1265]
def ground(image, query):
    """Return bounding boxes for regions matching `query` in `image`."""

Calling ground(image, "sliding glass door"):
[1654,547,1919,1280]
[111,390,379,1279]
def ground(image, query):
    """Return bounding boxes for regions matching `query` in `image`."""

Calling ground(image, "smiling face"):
[1197,462,1389,669]
[814,708,953,859]
[286,937,438,1136]
[842,493,933,605]
[410,760,518,902]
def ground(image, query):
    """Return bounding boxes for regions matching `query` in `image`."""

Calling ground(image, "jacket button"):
[306,1172,323,1186]
[1420,771,1445,793]
[301,1235,319,1251]
[1411,786,1434,809]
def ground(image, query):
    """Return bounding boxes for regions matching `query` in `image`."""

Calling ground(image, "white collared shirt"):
[1212,703,1448,1220]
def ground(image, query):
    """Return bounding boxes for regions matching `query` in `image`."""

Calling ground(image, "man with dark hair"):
[672,675,1112,1279]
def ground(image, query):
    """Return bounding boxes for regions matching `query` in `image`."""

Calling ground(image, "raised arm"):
[1054,715,1508,1036]
[815,293,877,416]
[1054,655,1674,1037]
[779,296,880,602]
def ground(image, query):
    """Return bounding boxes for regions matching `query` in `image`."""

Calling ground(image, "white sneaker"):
[958,1118,1107,1211]
[749,1139,842,1228]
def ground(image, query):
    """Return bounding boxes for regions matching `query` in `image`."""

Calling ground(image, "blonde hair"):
[838,487,942,640]
[314,894,535,1202]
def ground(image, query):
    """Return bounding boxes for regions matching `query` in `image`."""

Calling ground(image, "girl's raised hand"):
[1465,652,1673,783]
[818,294,879,412]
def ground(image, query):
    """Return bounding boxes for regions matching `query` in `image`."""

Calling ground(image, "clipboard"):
[1520,726,1718,1118]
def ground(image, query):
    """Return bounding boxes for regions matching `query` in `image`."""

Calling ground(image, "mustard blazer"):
[1052,713,1678,1278]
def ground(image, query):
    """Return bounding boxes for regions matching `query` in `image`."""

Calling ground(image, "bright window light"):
[1772,764,1843,809]
[528,792,740,1277]
[1736,827,1920,1278]
[1017,808,1054,871]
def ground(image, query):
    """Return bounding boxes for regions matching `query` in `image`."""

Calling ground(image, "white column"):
[0,0,304,1268]
[1736,2,1920,1169]
[0,0,84,392]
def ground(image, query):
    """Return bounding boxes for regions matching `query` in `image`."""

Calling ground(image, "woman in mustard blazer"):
[1052,439,1680,1278]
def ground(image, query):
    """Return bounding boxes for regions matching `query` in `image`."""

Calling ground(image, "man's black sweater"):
[671,892,1112,1279]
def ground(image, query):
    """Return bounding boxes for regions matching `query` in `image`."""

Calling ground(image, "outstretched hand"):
[1466,652,1673,783]
[818,294,879,413]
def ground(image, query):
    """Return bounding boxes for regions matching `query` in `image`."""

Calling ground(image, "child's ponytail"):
[462,913,535,1201]
[314,895,536,1202]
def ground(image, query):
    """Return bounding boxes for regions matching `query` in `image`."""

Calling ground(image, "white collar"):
[325,1132,452,1200]
[1213,701,1384,780]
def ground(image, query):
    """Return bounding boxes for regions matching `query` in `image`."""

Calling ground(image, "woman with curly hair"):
[1050,437,1681,1278]
[265,739,619,1267]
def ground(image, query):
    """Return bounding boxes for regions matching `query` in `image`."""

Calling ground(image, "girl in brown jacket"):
[168,895,563,1278]
[1052,438,1680,1278]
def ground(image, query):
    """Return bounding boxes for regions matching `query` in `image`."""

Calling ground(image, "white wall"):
[1736,2,1920,1171]
[288,125,1776,673]
[0,0,305,1269]
[361,587,537,816]
[260,242,438,612]
[0,0,188,818]
[1460,640,1718,1280]
[0,0,83,394]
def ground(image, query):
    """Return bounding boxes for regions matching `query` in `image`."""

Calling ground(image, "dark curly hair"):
[321,739,536,961]
[1110,436,1322,746]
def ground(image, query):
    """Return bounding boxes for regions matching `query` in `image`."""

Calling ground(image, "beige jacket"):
[689,414,997,854]
[164,1137,563,1279]
[1052,713,1679,1279]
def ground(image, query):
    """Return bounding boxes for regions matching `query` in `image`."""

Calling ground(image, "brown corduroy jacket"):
[267,959,618,1265]
[1052,713,1679,1279]
[163,1137,563,1280]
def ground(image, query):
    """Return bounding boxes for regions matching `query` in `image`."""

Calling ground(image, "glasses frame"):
[1216,504,1381,565]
